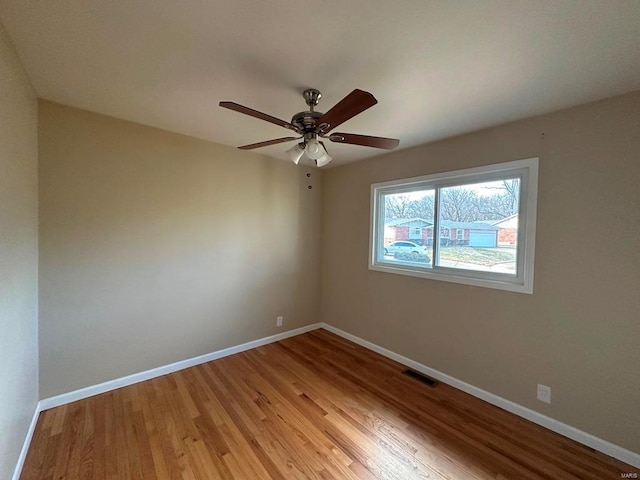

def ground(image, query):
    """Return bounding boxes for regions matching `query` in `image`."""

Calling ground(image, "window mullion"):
[433,186,441,268]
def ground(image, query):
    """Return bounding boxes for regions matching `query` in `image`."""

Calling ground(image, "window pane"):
[380,190,434,266]
[370,158,537,293]
[436,178,520,274]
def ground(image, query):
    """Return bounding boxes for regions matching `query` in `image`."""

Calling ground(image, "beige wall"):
[0,20,39,479]
[321,91,640,453]
[38,101,322,398]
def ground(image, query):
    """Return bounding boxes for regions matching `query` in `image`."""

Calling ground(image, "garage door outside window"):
[469,232,497,247]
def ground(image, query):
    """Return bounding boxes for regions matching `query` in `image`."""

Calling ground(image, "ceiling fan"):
[219,88,400,167]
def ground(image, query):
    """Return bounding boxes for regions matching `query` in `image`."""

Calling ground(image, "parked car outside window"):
[384,241,428,256]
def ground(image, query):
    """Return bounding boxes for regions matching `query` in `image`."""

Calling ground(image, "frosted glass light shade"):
[287,144,305,164]
[315,152,332,167]
[304,139,324,160]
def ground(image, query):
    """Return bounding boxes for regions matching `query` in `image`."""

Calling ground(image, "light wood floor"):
[21,329,636,479]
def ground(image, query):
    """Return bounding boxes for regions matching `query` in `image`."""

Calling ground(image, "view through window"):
[371,159,538,293]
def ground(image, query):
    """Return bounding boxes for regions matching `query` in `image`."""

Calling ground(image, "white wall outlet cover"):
[537,384,551,404]
[276,316,283,326]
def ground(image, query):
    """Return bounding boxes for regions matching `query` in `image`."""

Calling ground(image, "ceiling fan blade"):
[329,133,400,150]
[316,89,378,133]
[238,137,300,150]
[219,101,297,131]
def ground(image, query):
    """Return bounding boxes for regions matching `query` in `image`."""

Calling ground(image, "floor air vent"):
[403,369,439,387]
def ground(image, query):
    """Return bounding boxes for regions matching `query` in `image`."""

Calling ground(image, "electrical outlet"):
[537,384,551,404]
[276,316,283,327]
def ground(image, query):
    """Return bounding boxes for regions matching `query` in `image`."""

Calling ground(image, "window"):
[370,158,538,293]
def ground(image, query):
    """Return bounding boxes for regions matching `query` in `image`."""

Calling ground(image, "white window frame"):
[369,158,538,294]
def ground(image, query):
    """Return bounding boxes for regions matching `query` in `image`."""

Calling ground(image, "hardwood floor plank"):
[237,358,348,467]
[76,398,95,480]
[299,334,560,478]
[146,378,187,479]
[191,367,272,480]
[50,403,68,436]
[200,362,287,479]
[214,359,327,478]
[111,390,132,480]
[88,395,104,480]
[20,414,50,480]
[239,350,379,479]
[21,330,638,479]
[135,382,170,480]
[276,338,495,477]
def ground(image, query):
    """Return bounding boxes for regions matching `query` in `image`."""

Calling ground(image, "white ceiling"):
[1,1,639,167]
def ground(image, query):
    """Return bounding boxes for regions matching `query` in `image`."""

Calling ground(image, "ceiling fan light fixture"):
[287,143,305,164]
[304,139,324,160]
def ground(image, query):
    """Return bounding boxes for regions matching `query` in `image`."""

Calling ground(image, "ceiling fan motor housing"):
[291,110,323,135]
[291,88,325,141]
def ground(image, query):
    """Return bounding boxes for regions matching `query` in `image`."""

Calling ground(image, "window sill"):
[369,262,533,294]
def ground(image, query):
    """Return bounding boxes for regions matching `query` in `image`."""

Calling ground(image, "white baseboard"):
[12,400,43,480]
[320,322,640,469]
[39,323,322,411]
